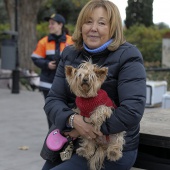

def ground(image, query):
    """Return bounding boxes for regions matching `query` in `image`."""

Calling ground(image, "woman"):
[42,0,146,169]
[31,13,73,129]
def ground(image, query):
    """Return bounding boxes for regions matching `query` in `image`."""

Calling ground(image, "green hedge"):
[124,24,170,67]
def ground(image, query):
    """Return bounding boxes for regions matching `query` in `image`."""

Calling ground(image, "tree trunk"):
[18,0,44,70]
[3,0,15,31]
[4,0,46,70]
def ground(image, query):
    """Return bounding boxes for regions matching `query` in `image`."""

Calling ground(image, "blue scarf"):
[83,39,113,54]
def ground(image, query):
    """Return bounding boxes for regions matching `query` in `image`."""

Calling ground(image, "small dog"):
[65,61,125,170]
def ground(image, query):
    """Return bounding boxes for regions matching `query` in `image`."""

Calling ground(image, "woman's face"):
[48,19,62,35]
[82,7,110,49]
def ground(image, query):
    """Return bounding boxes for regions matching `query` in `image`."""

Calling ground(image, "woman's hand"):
[48,61,56,70]
[73,115,103,140]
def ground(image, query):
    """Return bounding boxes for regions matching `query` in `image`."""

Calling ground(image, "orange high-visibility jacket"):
[31,33,73,90]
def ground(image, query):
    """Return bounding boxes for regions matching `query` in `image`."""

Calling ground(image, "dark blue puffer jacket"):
[44,42,146,151]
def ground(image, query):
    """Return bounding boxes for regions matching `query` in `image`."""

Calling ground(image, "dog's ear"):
[65,66,73,77]
[65,65,77,77]
[95,67,108,82]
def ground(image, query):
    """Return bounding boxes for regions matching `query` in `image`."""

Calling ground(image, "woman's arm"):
[101,46,146,135]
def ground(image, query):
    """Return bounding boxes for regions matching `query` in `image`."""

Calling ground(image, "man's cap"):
[44,13,66,24]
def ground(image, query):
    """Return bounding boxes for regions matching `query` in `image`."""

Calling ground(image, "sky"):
[110,0,170,27]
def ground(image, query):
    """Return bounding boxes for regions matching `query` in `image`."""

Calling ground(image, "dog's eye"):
[91,75,94,79]
[74,70,77,75]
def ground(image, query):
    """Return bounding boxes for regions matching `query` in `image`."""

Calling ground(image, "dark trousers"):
[42,90,52,129]
[42,149,138,170]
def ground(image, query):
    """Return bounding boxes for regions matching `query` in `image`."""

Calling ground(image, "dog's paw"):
[76,139,96,160]
[76,147,95,160]
[102,106,113,118]
[76,147,88,158]
[107,148,123,161]
[90,106,112,128]
[106,133,125,161]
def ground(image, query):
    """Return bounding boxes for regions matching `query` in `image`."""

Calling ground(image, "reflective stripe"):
[31,53,42,58]
[31,35,73,60]
[46,50,55,55]
[39,81,52,89]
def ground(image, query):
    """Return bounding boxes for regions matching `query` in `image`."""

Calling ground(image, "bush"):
[0,24,10,41]
[124,24,170,67]
[36,22,49,40]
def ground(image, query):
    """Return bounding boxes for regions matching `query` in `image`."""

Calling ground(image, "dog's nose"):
[82,78,88,83]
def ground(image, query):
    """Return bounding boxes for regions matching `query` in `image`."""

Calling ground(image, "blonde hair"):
[72,0,126,51]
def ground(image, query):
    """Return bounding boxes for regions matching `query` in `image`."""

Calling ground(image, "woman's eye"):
[86,20,92,24]
[99,22,105,25]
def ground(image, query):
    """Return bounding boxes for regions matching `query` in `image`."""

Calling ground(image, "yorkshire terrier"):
[65,61,125,170]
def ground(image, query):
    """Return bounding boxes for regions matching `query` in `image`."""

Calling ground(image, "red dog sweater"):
[76,89,117,118]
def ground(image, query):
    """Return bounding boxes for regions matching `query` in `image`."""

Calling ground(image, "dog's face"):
[65,61,108,98]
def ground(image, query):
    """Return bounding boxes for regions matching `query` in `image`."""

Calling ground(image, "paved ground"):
[0,88,48,170]
[0,88,143,170]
